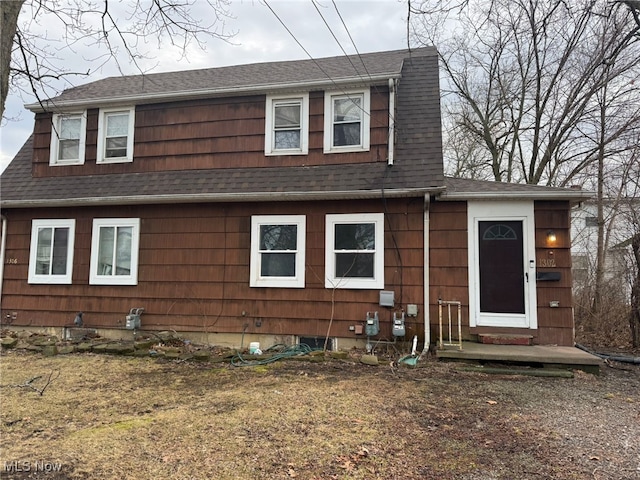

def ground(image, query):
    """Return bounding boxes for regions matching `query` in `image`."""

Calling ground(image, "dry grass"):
[0,350,638,480]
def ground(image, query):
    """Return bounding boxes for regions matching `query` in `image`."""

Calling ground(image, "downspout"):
[387,78,395,166]
[0,215,7,302]
[422,194,431,354]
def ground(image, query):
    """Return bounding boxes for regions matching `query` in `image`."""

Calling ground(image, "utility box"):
[365,311,379,336]
[125,308,144,330]
[406,304,419,317]
[392,312,406,337]
[379,290,395,307]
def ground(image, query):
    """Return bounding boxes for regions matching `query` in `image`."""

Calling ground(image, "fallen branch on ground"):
[4,370,60,396]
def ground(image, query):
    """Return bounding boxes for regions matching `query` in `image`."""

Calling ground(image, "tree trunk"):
[592,81,607,312]
[0,0,24,118]
[630,233,640,348]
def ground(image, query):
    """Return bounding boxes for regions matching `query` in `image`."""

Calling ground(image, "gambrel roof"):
[2,48,447,207]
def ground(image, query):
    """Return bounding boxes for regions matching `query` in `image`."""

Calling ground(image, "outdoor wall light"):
[546,230,557,246]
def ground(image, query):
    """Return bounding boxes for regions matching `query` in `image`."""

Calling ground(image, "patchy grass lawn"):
[0,350,638,480]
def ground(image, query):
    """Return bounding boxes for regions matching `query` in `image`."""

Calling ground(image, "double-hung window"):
[325,213,384,289]
[28,219,75,284]
[89,218,140,285]
[250,215,306,288]
[323,88,370,153]
[49,113,87,165]
[265,94,309,155]
[97,107,135,163]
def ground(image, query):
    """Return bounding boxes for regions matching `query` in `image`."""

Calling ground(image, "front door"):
[468,202,537,329]
[479,220,525,315]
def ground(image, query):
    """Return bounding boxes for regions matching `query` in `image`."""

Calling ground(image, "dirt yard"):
[0,349,638,480]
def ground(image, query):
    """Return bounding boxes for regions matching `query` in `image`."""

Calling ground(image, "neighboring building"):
[0,48,589,349]
[571,198,640,301]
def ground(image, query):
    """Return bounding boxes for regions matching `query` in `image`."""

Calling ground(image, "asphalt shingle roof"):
[442,177,592,201]
[28,48,435,109]
[0,136,443,206]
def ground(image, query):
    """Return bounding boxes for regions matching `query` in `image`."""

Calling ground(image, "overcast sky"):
[0,0,411,173]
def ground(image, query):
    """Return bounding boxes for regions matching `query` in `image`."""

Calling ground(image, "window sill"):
[97,158,134,164]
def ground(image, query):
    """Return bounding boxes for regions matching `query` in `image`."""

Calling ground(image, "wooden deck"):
[436,342,603,374]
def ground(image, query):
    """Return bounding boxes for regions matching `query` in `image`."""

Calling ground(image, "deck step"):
[478,334,533,346]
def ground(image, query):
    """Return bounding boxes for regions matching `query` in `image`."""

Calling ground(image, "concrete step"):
[478,334,533,346]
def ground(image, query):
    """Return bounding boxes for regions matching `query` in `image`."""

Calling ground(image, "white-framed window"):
[97,107,135,163]
[325,213,384,289]
[28,219,75,284]
[49,113,87,165]
[89,218,140,285]
[323,88,370,153]
[265,94,309,155]
[250,215,306,288]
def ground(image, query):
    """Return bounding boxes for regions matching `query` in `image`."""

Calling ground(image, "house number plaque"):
[538,258,556,267]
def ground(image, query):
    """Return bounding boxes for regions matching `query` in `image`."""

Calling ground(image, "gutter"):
[25,73,401,113]
[0,215,6,302]
[0,187,446,209]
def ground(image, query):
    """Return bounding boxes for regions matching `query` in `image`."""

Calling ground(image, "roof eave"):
[24,73,400,113]
[0,186,444,208]
[439,190,594,202]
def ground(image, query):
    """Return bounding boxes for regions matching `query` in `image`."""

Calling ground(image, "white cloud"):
[1,0,410,173]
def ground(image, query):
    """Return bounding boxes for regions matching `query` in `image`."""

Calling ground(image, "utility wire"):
[329,0,397,136]
[263,0,336,84]
[331,0,373,80]
[311,0,363,78]
[264,0,375,124]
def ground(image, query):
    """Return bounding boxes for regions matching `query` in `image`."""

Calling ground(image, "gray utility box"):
[379,290,395,307]
[125,308,144,330]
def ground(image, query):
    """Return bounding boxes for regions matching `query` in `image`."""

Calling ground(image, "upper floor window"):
[265,94,309,155]
[323,88,370,153]
[250,215,306,288]
[585,216,598,228]
[325,213,384,289]
[49,113,87,165]
[97,107,135,163]
[28,219,75,284]
[89,218,140,285]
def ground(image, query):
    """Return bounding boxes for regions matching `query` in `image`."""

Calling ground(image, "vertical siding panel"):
[428,201,470,338]
[534,200,574,346]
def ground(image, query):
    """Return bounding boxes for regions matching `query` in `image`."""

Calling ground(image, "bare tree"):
[411,0,640,186]
[1,0,233,117]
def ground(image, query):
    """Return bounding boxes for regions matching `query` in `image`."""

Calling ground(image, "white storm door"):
[468,201,537,329]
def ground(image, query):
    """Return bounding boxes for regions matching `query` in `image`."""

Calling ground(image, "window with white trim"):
[325,213,384,289]
[323,88,370,153]
[265,94,309,155]
[250,215,306,288]
[97,107,135,163]
[89,218,140,285]
[49,113,87,165]
[28,219,75,284]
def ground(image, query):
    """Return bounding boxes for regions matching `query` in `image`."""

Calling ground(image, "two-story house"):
[0,48,589,350]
